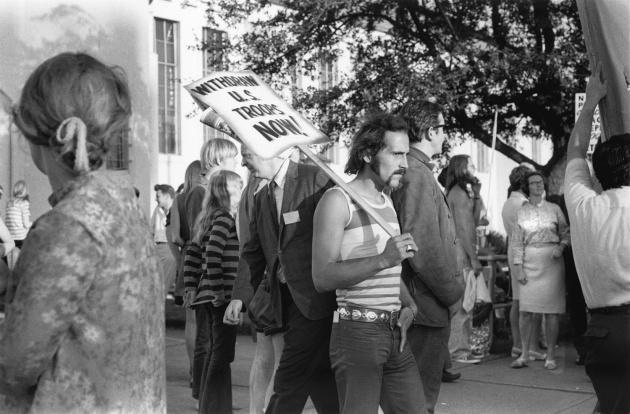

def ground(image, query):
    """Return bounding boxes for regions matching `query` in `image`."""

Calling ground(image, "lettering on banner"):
[185,70,331,160]
[575,93,600,159]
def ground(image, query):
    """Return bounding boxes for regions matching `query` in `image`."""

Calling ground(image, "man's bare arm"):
[312,190,416,292]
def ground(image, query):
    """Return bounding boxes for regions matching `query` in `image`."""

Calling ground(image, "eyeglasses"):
[425,124,447,131]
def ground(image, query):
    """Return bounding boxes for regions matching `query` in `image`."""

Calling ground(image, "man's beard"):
[370,157,406,189]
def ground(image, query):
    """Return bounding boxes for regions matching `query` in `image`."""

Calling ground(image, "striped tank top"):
[330,186,402,312]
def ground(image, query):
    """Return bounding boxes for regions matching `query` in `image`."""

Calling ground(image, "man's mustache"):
[393,168,406,176]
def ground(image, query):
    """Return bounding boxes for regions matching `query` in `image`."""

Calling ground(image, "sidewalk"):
[165,325,596,414]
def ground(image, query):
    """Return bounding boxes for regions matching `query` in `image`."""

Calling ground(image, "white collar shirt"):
[564,158,630,308]
[270,158,291,221]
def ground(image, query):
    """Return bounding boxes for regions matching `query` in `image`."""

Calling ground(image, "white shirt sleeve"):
[564,159,596,212]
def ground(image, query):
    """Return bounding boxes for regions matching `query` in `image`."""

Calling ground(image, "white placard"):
[185,71,332,159]
[575,92,601,155]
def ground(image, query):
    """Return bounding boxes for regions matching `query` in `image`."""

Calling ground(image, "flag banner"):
[185,71,332,159]
[577,0,630,141]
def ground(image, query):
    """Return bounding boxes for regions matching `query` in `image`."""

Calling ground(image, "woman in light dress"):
[511,171,570,370]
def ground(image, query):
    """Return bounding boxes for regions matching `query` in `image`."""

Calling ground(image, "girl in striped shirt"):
[184,170,243,414]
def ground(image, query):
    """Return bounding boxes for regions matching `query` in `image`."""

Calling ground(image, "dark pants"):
[408,324,450,414]
[330,319,427,414]
[565,250,587,358]
[192,305,209,400]
[265,283,339,414]
[585,312,630,414]
[199,302,238,414]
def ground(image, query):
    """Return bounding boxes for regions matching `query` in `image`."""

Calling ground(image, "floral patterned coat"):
[0,172,166,414]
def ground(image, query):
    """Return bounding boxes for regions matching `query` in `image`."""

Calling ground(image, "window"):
[319,54,338,90]
[203,28,229,141]
[155,18,180,154]
[106,128,130,170]
[477,140,490,173]
[323,142,339,164]
[203,28,227,74]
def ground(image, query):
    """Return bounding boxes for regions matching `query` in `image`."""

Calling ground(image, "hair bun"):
[53,117,91,174]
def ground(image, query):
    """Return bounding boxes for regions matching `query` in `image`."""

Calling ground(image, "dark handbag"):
[247,276,284,335]
[472,302,493,327]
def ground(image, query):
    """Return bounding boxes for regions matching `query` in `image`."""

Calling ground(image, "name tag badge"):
[333,310,339,323]
[283,210,300,224]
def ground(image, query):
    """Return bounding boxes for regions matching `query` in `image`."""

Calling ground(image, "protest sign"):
[577,0,630,141]
[575,92,601,158]
[185,71,331,159]
[187,72,398,237]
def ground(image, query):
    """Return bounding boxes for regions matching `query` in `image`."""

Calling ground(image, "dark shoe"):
[442,370,461,382]
[576,354,586,366]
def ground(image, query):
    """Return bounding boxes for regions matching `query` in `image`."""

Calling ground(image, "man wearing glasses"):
[392,101,464,413]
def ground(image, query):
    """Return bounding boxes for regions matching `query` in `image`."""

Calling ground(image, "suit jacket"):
[391,147,463,328]
[233,161,337,323]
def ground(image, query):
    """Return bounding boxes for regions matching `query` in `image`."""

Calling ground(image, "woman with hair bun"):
[0,53,166,413]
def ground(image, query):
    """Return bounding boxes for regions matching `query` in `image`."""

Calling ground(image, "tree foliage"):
[205,0,589,178]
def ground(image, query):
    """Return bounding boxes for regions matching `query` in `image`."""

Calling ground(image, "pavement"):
[165,324,596,414]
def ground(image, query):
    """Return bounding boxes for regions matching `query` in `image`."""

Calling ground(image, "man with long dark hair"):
[312,112,426,413]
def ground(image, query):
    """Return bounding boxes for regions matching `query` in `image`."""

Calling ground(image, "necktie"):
[268,180,286,283]
[268,181,279,227]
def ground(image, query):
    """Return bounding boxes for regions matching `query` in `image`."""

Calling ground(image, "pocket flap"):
[584,326,610,338]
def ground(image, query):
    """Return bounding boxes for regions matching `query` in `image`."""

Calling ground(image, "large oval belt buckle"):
[351,309,362,320]
[366,311,378,322]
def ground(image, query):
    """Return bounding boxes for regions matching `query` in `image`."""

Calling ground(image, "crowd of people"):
[0,51,628,414]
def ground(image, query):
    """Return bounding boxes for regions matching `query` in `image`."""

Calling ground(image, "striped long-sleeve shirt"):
[184,211,239,306]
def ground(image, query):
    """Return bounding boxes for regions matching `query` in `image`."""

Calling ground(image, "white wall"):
[149,0,248,203]
[0,0,157,218]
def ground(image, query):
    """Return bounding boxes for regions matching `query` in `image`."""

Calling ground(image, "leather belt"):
[589,303,630,315]
[337,306,400,328]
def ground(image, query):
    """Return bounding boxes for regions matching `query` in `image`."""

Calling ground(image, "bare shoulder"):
[316,188,350,224]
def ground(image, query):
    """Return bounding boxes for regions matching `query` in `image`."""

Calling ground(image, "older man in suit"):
[224,145,338,414]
